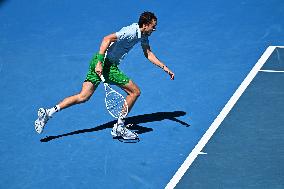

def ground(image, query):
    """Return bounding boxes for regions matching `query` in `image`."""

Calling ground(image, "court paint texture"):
[1,0,284,188]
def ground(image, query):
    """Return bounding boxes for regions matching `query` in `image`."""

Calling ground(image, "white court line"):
[165,46,278,189]
[260,70,284,73]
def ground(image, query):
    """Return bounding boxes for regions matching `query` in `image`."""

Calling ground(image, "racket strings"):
[105,92,128,118]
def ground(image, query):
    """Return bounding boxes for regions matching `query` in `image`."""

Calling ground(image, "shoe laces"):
[40,110,50,123]
[120,127,135,137]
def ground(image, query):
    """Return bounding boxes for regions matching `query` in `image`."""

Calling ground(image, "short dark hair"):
[138,11,157,28]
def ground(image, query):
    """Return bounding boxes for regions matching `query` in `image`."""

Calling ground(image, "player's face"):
[144,19,157,36]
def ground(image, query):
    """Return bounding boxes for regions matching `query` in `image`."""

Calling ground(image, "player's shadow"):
[40,111,190,142]
[0,0,8,8]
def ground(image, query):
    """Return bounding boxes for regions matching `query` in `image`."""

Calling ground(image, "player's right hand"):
[95,61,103,76]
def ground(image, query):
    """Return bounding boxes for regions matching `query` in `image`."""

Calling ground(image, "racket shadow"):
[40,111,189,142]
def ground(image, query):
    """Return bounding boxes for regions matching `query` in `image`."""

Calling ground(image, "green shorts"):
[85,53,130,88]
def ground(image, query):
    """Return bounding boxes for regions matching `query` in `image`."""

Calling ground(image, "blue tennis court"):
[1,0,283,188]
[172,46,284,189]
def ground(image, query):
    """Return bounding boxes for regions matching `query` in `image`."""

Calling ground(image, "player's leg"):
[58,81,96,110]
[110,80,141,139]
[105,63,140,139]
[119,80,141,113]
[46,81,96,117]
[35,54,102,134]
[35,81,98,134]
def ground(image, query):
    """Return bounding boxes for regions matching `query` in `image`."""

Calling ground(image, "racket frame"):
[100,75,128,119]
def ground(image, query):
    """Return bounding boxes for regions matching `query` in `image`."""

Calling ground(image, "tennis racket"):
[100,75,128,119]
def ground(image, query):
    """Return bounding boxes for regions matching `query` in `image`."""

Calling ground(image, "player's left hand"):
[164,67,175,80]
[169,71,175,80]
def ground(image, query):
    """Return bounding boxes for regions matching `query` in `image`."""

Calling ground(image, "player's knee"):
[133,88,141,97]
[78,94,91,103]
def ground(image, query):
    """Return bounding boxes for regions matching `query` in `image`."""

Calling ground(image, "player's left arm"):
[142,43,175,80]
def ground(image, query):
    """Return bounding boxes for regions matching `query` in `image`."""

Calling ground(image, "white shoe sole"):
[35,108,49,134]
[35,119,44,134]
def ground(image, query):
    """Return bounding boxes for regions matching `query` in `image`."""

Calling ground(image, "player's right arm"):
[95,33,117,76]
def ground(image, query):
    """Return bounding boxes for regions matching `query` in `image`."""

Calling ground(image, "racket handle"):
[100,75,106,82]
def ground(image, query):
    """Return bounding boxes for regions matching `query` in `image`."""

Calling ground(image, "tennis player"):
[35,11,175,139]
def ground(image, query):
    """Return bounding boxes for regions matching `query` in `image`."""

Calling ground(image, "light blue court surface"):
[1,1,284,188]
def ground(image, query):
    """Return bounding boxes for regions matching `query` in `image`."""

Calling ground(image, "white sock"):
[117,117,125,127]
[47,105,60,117]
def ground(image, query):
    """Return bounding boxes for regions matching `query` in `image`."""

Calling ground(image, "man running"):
[35,11,175,139]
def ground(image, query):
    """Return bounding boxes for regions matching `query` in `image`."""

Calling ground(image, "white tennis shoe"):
[111,123,138,140]
[34,108,50,134]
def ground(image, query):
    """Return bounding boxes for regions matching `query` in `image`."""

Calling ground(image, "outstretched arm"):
[95,33,117,76]
[142,44,175,80]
